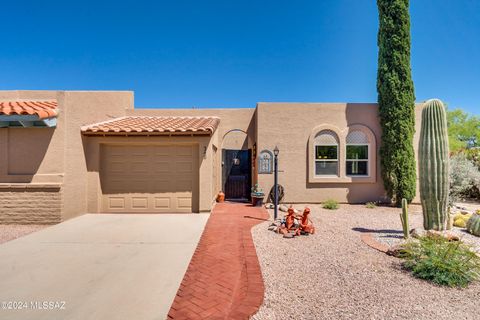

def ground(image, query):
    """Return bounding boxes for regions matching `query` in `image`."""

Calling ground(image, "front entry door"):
[222,149,251,200]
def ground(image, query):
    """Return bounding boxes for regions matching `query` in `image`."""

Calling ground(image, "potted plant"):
[251,184,265,207]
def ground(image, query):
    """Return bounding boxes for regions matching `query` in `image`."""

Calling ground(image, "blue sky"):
[1,1,478,114]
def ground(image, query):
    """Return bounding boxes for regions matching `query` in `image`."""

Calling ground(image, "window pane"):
[315,161,338,175]
[316,146,337,160]
[346,145,368,160]
[346,161,368,175]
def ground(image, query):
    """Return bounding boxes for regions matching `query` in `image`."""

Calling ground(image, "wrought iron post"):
[273,146,279,220]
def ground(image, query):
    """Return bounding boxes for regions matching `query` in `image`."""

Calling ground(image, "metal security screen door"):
[222,149,252,200]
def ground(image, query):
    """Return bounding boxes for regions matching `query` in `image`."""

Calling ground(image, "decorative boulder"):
[410,228,427,239]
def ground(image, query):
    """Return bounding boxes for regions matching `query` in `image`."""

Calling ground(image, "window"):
[258,150,273,174]
[346,131,369,176]
[314,130,339,176]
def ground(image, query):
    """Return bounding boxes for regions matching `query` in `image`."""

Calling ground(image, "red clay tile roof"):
[81,116,220,135]
[0,101,58,119]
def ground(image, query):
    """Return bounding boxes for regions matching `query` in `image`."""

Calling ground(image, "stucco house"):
[0,90,422,224]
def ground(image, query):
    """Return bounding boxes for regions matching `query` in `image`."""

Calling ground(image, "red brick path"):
[167,202,269,320]
[360,233,389,253]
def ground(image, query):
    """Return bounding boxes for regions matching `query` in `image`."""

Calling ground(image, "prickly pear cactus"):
[419,99,450,230]
[467,214,480,237]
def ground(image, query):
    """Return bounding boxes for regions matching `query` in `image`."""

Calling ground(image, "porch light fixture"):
[273,146,279,157]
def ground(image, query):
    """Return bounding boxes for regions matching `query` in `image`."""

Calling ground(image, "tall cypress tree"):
[377,0,416,205]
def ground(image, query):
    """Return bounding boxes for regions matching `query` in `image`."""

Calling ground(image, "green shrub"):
[322,199,339,210]
[365,202,377,209]
[401,236,480,287]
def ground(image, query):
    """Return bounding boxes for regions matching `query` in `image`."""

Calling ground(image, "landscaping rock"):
[386,245,407,258]
[279,204,289,212]
[445,233,460,242]
[410,228,426,238]
[283,233,294,239]
[426,230,460,242]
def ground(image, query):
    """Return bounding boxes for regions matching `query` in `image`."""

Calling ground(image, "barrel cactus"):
[419,99,450,230]
[467,214,480,237]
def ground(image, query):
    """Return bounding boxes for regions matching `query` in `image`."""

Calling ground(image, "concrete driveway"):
[0,213,208,320]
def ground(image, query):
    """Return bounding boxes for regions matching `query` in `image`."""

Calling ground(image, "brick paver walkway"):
[167,202,268,320]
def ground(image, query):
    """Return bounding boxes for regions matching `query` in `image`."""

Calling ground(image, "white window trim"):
[346,143,370,177]
[314,143,339,177]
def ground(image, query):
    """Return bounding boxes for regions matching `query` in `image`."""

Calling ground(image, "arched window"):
[346,130,369,176]
[314,130,339,176]
[258,150,273,174]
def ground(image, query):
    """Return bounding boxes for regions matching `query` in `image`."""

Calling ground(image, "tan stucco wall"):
[255,102,423,204]
[0,91,133,222]
[1,90,426,223]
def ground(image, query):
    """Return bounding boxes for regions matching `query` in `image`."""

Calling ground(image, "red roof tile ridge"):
[81,115,220,135]
[80,116,129,131]
[126,115,220,119]
[0,100,58,119]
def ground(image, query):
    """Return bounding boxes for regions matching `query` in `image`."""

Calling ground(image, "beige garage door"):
[101,144,198,213]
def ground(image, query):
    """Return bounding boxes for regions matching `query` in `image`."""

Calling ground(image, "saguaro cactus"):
[419,99,450,230]
[400,198,409,239]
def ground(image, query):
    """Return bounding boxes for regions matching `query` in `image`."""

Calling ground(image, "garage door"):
[101,145,198,213]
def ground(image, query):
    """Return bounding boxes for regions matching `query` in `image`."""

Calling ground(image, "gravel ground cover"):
[0,224,47,244]
[252,204,480,320]
[372,203,480,253]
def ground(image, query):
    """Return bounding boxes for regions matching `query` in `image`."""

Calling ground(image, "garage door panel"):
[131,162,150,174]
[131,197,149,209]
[152,145,173,155]
[176,162,193,173]
[108,197,126,210]
[176,197,192,210]
[108,163,127,173]
[176,146,193,156]
[152,162,173,173]
[175,180,193,192]
[101,145,197,213]
[154,197,171,209]
[151,181,174,192]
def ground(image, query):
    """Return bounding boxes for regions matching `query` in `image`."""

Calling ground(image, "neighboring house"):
[0,91,423,224]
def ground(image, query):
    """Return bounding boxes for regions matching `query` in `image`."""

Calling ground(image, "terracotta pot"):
[216,191,225,203]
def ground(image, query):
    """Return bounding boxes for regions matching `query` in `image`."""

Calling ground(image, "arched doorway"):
[221,129,252,201]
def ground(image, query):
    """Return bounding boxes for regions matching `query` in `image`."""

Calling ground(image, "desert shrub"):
[322,199,339,210]
[450,153,480,202]
[401,236,480,287]
[464,148,480,169]
[365,202,377,209]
